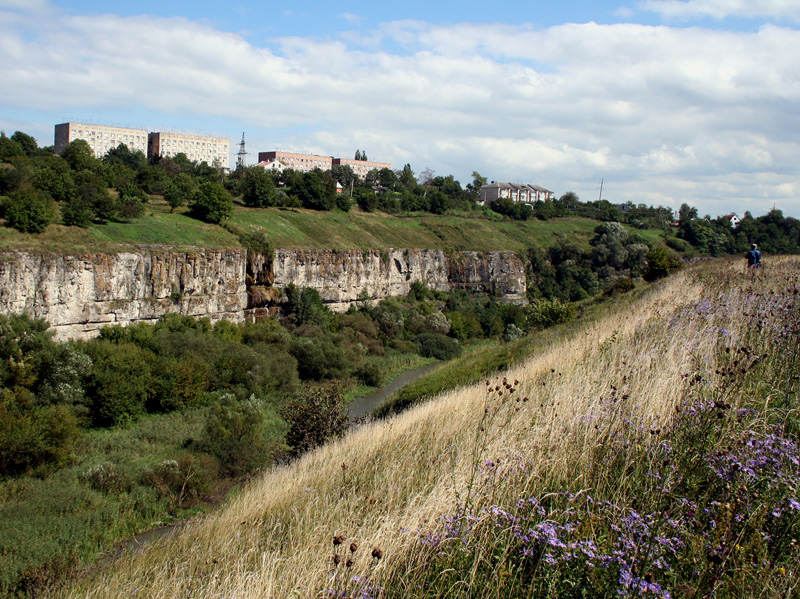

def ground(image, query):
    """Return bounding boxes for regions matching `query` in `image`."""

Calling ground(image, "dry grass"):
[54,257,799,598]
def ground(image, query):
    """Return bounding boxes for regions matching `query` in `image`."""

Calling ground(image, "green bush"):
[0,402,80,477]
[354,360,385,387]
[527,298,576,329]
[291,336,347,380]
[414,333,462,360]
[189,181,233,223]
[84,340,154,426]
[200,393,287,476]
[644,246,684,281]
[4,186,55,233]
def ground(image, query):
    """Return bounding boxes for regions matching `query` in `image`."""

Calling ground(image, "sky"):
[2,0,799,218]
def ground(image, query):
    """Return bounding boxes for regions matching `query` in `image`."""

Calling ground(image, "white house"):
[480,182,555,206]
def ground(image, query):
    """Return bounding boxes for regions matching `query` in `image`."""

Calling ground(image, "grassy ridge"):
[1,196,656,254]
[54,257,800,598]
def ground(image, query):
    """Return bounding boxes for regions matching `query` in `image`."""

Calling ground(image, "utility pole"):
[236,132,248,171]
[598,178,604,203]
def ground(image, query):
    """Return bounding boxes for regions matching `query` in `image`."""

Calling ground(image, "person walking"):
[745,243,762,273]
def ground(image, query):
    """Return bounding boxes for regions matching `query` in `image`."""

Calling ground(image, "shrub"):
[281,381,349,456]
[603,276,636,297]
[200,393,287,476]
[354,360,385,387]
[291,336,347,380]
[527,298,576,329]
[0,403,80,477]
[79,461,131,494]
[114,183,147,221]
[142,452,218,509]
[644,246,684,281]
[414,333,462,360]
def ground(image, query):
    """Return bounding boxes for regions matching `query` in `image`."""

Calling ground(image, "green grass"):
[2,196,644,255]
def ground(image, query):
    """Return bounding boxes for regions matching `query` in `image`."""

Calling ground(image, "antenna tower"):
[236,132,248,170]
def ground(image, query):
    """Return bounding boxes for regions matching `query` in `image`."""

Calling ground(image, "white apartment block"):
[54,123,149,158]
[54,123,230,168]
[148,132,230,169]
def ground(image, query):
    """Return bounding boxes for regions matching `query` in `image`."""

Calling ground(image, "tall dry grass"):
[55,257,800,598]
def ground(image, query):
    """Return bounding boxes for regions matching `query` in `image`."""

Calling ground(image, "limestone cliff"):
[0,248,526,340]
[262,248,527,312]
[0,249,247,340]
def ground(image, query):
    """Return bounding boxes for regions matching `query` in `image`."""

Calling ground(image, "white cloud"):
[1,9,799,217]
[640,0,800,21]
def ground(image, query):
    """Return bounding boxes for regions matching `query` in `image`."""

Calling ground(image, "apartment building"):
[54,123,149,158]
[54,123,230,168]
[148,132,230,168]
[480,182,555,205]
[332,157,391,180]
[257,151,391,180]
[257,151,333,173]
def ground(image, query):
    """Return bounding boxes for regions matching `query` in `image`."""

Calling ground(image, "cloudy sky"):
[2,0,799,218]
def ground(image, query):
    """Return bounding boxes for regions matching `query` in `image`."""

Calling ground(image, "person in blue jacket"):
[745,243,761,271]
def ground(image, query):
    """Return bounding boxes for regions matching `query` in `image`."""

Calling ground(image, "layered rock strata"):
[0,248,526,340]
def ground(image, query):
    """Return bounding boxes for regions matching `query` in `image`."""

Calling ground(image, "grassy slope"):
[56,257,800,598]
[1,197,649,254]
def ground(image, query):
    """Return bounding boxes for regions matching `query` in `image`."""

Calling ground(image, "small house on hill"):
[723,213,741,228]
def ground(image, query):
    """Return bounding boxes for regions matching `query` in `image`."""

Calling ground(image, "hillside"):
[55,257,800,599]
[0,196,663,254]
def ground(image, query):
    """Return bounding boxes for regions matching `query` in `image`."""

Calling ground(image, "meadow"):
[52,256,800,598]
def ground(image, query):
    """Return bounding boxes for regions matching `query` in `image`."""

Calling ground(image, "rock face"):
[0,249,248,340]
[266,249,526,312]
[0,248,526,340]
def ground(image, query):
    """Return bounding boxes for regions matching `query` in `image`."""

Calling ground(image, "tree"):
[189,181,234,223]
[297,170,334,211]
[397,164,417,191]
[10,131,39,157]
[643,247,683,281]
[201,393,288,475]
[466,171,487,196]
[330,164,356,191]
[0,132,25,162]
[4,185,55,233]
[103,143,146,171]
[678,203,698,224]
[281,381,348,456]
[60,139,99,172]
[31,157,75,203]
[241,166,278,208]
[376,167,397,188]
[61,187,95,227]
